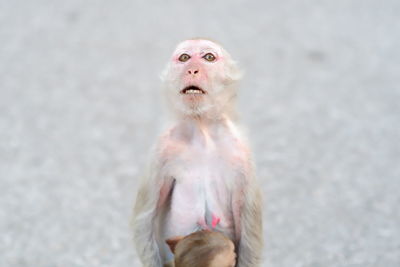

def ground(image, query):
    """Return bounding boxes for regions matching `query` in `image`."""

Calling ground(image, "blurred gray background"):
[1,0,399,266]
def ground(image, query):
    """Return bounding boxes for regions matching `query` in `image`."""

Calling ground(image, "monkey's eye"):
[203,53,216,62]
[178,53,191,62]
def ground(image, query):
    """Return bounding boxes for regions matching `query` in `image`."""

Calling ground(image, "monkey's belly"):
[158,133,247,263]
[163,176,235,240]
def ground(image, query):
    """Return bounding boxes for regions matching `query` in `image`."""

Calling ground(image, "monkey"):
[165,230,237,267]
[132,38,263,267]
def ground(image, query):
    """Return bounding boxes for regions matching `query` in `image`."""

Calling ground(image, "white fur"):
[132,39,263,267]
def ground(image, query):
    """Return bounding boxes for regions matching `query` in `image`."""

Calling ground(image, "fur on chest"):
[159,129,249,172]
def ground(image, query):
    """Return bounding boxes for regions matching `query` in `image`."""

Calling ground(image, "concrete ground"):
[0,0,399,266]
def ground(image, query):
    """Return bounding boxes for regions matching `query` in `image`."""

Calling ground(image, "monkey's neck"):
[172,114,241,149]
[179,113,236,136]
[181,112,231,126]
[176,102,237,123]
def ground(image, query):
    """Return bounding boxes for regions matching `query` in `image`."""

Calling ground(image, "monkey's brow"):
[199,49,218,55]
[177,45,218,52]
[176,49,218,56]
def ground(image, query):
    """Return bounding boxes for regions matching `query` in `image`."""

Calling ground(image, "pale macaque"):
[165,230,236,267]
[132,38,263,267]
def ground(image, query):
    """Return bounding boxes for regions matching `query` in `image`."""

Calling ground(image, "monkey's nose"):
[188,69,199,75]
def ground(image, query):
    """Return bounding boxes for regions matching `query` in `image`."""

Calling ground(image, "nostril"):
[188,69,199,75]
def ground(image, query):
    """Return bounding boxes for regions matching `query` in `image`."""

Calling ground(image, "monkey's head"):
[162,39,241,118]
[166,230,236,267]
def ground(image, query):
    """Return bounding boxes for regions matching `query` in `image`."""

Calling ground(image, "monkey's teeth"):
[186,89,202,94]
[181,86,205,94]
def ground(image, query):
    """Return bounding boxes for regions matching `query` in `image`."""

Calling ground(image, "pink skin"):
[197,213,221,230]
[168,40,227,105]
[145,40,256,265]
[172,40,225,64]
[157,118,250,252]
[212,213,221,228]
[133,40,262,267]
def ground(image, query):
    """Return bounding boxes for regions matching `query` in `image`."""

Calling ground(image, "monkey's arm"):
[132,159,173,267]
[234,171,263,267]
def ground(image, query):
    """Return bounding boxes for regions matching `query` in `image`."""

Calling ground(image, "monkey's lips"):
[180,86,206,95]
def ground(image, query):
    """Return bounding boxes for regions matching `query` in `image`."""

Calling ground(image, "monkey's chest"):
[164,146,244,237]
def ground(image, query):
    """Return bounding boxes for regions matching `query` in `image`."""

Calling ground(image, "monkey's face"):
[162,39,240,117]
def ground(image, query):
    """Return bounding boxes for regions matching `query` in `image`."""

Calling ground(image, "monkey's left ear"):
[224,59,243,83]
[166,236,184,254]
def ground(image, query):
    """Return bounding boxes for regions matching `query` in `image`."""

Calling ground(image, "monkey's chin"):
[177,97,212,117]
[182,94,205,103]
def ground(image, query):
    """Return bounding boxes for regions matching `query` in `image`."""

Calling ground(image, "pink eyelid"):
[173,53,221,62]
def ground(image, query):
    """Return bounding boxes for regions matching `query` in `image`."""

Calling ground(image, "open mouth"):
[180,86,206,95]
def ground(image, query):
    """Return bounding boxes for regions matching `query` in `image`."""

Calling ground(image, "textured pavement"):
[1,0,399,266]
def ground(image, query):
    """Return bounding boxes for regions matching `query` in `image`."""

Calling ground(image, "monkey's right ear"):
[166,236,184,254]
